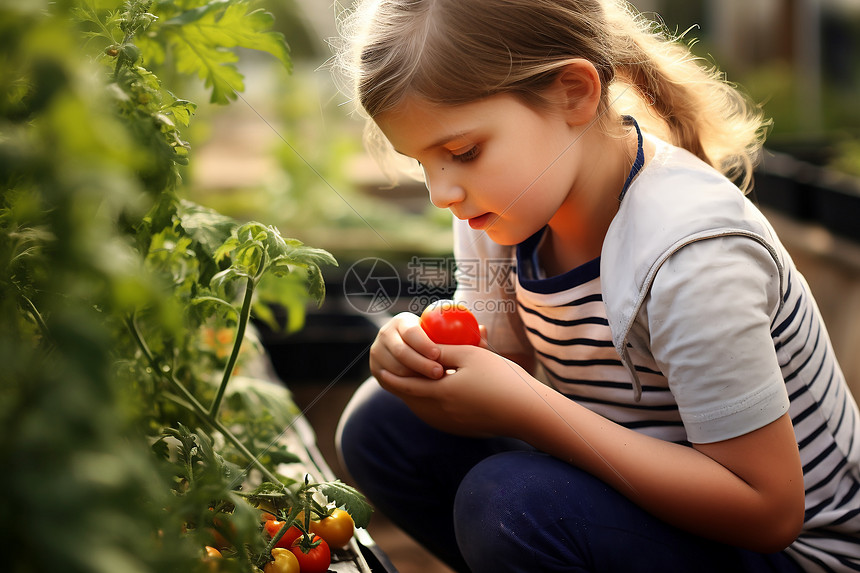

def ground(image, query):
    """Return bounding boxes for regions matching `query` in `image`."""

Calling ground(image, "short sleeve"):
[643,235,789,444]
[452,218,533,360]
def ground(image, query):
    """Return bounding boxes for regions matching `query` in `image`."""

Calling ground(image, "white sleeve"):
[452,218,533,360]
[643,235,789,444]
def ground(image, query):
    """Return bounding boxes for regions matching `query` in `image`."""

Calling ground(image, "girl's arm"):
[521,378,805,553]
[377,347,805,553]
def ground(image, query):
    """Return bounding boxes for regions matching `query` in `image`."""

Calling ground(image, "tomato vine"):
[0,1,371,571]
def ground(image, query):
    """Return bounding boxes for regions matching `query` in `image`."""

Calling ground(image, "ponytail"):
[605,2,768,192]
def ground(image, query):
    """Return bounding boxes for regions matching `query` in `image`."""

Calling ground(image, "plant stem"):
[209,275,255,418]
[20,295,51,348]
[257,496,304,567]
[125,315,282,485]
[261,504,304,563]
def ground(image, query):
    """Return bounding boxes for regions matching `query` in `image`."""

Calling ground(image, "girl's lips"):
[468,213,492,230]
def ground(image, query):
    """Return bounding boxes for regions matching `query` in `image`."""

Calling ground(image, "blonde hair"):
[334,0,768,192]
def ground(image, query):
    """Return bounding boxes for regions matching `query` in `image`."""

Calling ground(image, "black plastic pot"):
[754,149,860,242]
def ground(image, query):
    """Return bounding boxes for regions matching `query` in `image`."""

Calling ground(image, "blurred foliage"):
[186,62,455,262]
[651,0,860,176]
[264,65,454,259]
[264,0,325,60]
[0,2,368,572]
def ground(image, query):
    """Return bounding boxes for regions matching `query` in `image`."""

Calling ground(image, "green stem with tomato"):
[260,504,304,562]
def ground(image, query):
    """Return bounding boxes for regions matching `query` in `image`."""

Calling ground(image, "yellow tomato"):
[264,548,300,573]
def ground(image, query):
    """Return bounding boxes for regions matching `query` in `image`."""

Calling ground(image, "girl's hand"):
[369,312,489,382]
[376,344,541,438]
[369,312,443,381]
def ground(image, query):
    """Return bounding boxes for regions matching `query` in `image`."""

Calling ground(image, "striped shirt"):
[514,227,860,572]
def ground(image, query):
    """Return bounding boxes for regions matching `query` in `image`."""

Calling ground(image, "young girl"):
[333,1,860,571]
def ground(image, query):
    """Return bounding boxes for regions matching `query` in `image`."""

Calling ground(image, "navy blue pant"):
[336,379,802,573]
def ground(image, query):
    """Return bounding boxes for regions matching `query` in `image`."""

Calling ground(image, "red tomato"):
[208,517,235,549]
[264,519,302,549]
[290,535,331,573]
[309,509,354,549]
[419,300,481,346]
[207,527,230,549]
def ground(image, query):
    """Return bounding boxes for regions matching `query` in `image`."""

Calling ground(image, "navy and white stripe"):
[516,234,860,572]
[776,266,860,572]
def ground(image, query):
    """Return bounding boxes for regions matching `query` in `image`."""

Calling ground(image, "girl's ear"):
[551,60,602,126]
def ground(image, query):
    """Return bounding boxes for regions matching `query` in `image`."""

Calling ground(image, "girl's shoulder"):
[600,133,785,362]
[638,133,727,187]
[604,132,781,281]
[618,133,762,232]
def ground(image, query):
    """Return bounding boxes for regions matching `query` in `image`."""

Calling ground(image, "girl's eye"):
[451,146,479,163]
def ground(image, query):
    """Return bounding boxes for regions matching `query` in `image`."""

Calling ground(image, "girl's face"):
[375,93,586,246]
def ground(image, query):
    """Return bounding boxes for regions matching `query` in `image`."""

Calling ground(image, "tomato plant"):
[309,508,355,549]
[420,300,481,345]
[0,2,374,572]
[290,536,331,573]
[264,548,300,573]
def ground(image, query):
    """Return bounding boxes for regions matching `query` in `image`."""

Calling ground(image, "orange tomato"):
[309,509,355,549]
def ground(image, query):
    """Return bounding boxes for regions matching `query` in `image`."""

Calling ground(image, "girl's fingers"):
[369,313,444,379]
[434,344,473,369]
[378,368,437,398]
[373,342,443,379]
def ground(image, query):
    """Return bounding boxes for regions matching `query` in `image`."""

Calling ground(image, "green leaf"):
[159,1,291,104]
[161,96,197,127]
[190,295,238,322]
[266,446,301,466]
[213,236,240,263]
[210,266,251,289]
[151,436,171,461]
[317,481,373,529]
[240,480,298,511]
[177,200,236,256]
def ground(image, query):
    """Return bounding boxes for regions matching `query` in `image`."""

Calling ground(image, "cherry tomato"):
[201,546,222,573]
[207,508,236,549]
[419,300,481,346]
[207,519,235,549]
[260,510,277,522]
[264,548,300,573]
[290,535,331,573]
[207,527,230,549]
[309,509,355,549]
[264,519,302,549]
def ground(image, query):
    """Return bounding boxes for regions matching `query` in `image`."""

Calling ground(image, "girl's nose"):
[423,167,465,209]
